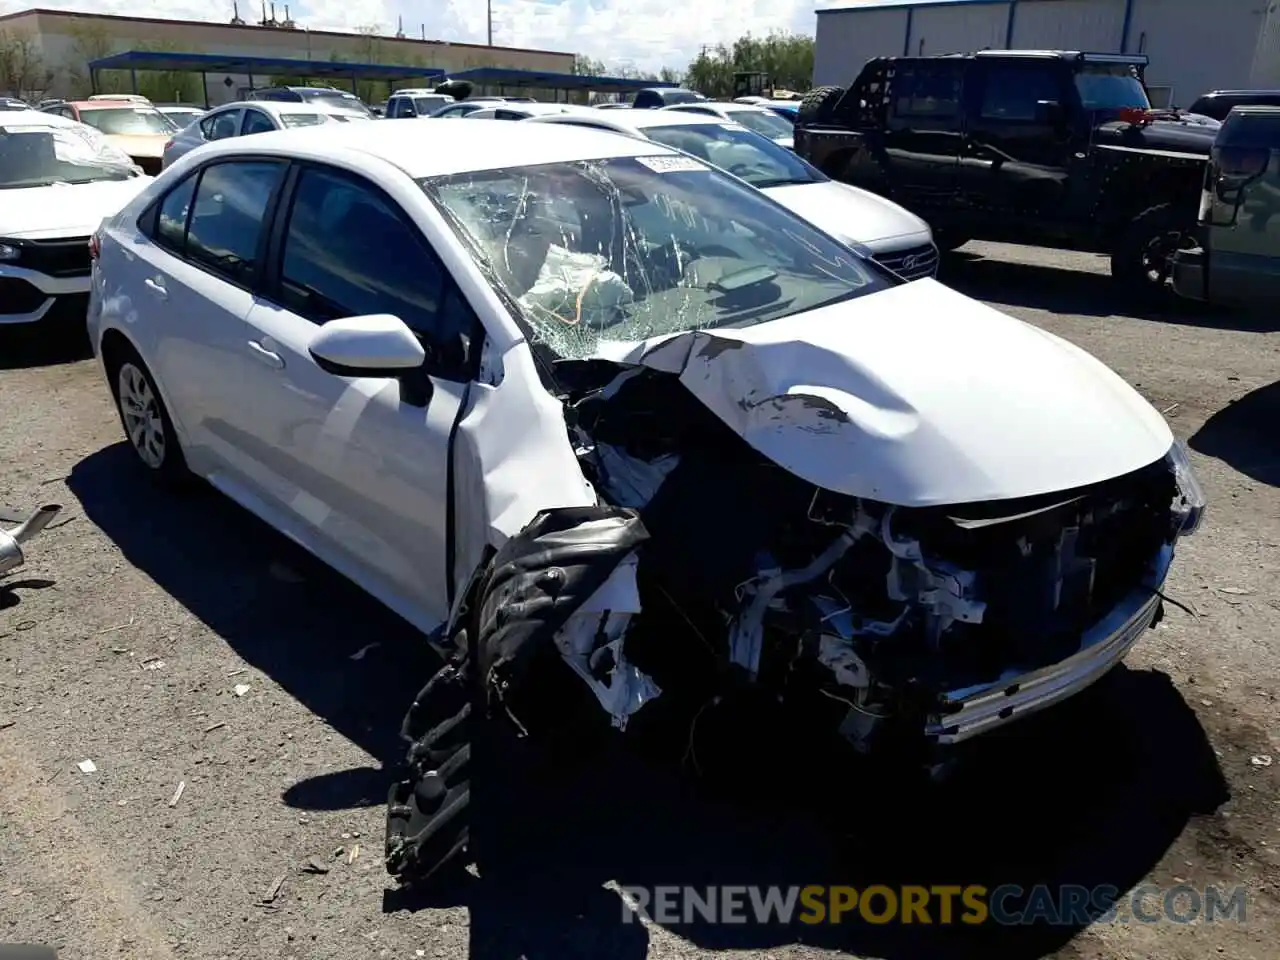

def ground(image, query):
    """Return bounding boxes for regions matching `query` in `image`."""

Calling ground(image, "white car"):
[88,120,1204,881]
[527,109,939,279]
[385,91,455,118]
[463,102,587,121]
[0,111,150,331]
[660,100,797,148]
[161,100,371,169]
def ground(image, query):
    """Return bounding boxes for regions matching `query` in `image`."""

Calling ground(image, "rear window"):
[1219,109,1280,148]
[78,107,174,136]
[280,113,330,128]
[300,91,373,116]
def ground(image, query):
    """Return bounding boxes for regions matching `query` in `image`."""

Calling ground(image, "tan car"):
[39,99,176,174]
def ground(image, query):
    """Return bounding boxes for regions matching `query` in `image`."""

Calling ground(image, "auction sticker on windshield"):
[636,155,708,173]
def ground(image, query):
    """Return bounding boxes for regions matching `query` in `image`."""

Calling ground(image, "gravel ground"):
[1,241,1278,960]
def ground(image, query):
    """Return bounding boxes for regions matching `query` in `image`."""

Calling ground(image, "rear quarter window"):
[1220,110,1280,148]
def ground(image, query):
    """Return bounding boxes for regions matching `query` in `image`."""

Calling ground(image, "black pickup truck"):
[794,50,1219,293]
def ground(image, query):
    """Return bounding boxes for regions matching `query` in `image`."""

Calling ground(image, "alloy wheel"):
[117,361,166,469]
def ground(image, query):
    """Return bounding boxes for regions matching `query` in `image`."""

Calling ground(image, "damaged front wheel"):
[385,505,653,886]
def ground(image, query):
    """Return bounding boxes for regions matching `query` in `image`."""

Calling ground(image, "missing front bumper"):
[924,545,1172,745]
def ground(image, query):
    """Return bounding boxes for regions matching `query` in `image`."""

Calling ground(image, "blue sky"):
[3,0,818,72]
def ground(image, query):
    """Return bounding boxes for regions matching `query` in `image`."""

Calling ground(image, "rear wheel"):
[106,343,192,487]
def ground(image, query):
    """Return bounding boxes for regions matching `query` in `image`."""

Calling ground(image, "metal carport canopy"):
[88,49,445,86]
[447,66,677,94]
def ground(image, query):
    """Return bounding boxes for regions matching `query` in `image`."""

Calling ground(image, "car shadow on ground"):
[0,325,93,370]
[386,665,1227,960]
[68,444,1228,960]
[939,251,1280,332]
[67,442,439,794]
[1189,379,1280,487]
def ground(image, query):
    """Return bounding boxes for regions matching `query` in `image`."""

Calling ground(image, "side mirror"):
[1035,99,1065,127]
[308,314,432,406]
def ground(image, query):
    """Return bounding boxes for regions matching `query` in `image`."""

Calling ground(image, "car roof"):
[215,100,358,115]
[189,118,679,178]
[536,109,732,132]
[475,102,587,117]
[1230,105,1280,117]
[0,110,81,129]
[1199,89,1280,98]
[69,100,159,110]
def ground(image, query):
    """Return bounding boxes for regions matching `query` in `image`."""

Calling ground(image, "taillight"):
[88,234,100,260]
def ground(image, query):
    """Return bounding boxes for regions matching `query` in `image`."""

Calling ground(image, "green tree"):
[572,54,607,76]
[683,31,813,98]
[0,29,53,99]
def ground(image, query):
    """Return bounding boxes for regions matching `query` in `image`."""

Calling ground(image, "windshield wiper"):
[751,176,818,188]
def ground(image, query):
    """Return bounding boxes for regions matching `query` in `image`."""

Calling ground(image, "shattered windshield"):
[0,123,138,188]
[1074,65,1151,111]
[421,155,887,360]
[644,121,824,187]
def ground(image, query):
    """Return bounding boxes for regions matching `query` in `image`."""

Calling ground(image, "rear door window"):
[184,161,286,285]
[201,110,241,140]
[893,63,964,118]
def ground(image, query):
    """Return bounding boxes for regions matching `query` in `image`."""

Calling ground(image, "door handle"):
[247,339,284,369]
[143,277,167,300]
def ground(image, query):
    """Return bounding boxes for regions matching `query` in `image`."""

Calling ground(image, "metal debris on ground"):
[142,659,165,671]
[302,857,330,874]
[0,720,15,731]
[262,873,286,903]
[226,668,246,677]
[349,642,380,661]
[97,616,136,634]
[348,844,360,864]
[77,759,97,774]
[168,781,186,807]
[1251,755,1273,767]
[1220,587,1253,596]
[203,721,226,733]
[233,684,251,697]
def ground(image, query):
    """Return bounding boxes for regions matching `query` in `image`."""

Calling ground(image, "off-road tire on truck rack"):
[797,85,846,127]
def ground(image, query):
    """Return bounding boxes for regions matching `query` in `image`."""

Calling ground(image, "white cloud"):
[1,0,815,73]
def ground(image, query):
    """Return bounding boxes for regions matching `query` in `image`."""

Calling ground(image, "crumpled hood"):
[0,177,151,239]
[763,179,932,250]
[590,278,1173,506]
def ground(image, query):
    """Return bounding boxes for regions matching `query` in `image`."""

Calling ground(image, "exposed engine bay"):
[385,359,1203,884]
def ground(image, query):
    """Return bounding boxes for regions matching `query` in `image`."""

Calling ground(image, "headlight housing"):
[1168,439,1206,536]
[0,240,20,262]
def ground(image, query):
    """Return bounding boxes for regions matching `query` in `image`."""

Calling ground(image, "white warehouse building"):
[813,0,1280,108]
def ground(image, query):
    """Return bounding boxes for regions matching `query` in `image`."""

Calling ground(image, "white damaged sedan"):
[86,121,1205,881]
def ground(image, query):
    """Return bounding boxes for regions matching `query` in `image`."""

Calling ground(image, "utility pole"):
[487,0,493,46]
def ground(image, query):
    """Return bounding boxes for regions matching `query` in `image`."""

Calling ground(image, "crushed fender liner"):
[385,505,652,884]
